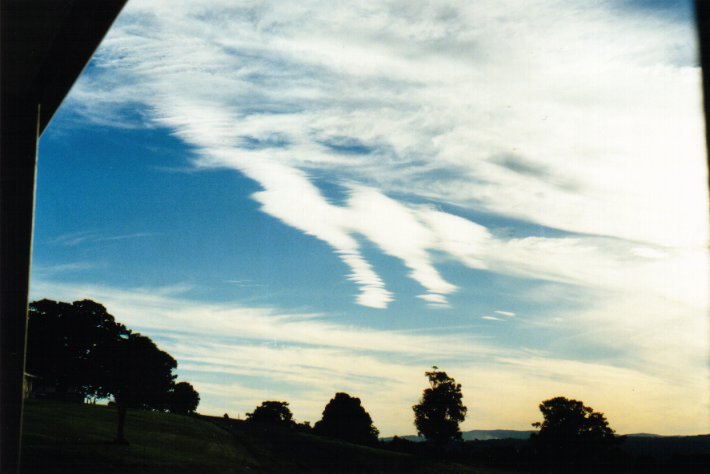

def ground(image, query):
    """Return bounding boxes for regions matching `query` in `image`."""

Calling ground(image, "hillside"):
[19,400,501,473]
[21,400,250,473]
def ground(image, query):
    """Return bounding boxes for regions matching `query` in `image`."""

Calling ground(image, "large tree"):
[246,401,295,426]
[103,333,177,443]
[168,381,200,415]
[531,396,619,463]
[313,393,379,445]
[27,299,128,399]
[412,367,467,444]
[27,299,178,444]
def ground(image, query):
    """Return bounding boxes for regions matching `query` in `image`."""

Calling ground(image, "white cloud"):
[67,0,706,309]
[26,278,495,432]
[28,279,495,359]
[417,293,449,305]
[46,231,157,248]
[31,262,100,277]
[28,278,709,435]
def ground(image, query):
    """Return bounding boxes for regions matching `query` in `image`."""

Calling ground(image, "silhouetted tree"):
[295,420,312,433]
[27,299,179,444]
[246,401,295,426]
[531,396,619,464]
[27,299,128,399]
[413,367,467,444]
[102,332,177,444]
[168,381,200,415]
[313,392,379,445]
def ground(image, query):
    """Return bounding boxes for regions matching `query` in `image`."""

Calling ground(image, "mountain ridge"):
[383,429,534,442]
[383,429,702,442]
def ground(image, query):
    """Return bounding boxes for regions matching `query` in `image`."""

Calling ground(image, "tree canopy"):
[27,299,197,444]
[532,396,615,441]
[105,332,177,410]
[412,367,467,444]
[313,392,379,445]
[531,396,619,463]
[246,401,295,426]
[27,299,129,398]
[168,382,201,415]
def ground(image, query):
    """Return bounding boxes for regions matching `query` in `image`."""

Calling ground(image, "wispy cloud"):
[28,278,709,435]
[49,231,156,247]
[28,279,495,359]
[223,279,264,288]
[66,0,706,309]
[31,262,100,277]
[481,316,503,321]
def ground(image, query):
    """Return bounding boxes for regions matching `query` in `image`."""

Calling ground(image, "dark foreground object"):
[1,1,127,471]
[384,434,710,473]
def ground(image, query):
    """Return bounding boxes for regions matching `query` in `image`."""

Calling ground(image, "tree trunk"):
[114,398,129,445]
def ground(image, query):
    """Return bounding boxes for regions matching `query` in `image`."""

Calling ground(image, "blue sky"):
[30,0,708,436]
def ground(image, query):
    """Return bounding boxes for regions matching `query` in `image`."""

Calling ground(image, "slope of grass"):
[21,399,254,473]
[20,400,502,473]
[211,415,493,473]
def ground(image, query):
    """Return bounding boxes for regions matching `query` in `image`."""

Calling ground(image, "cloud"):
[481,316,503,321]
[417,293,449,306]
[65,0,707,310]
[48,231,156,246]
[28,279,495,359]
[26,278,495,432]
[494,311,515,317]
[28,278,708,435]
[31,262,100,277]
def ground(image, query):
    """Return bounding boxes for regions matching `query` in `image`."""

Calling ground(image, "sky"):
[30,0,709,436]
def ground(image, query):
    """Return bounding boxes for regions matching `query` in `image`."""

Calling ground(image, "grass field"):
[21,400,252,473]
[20,400,504,473]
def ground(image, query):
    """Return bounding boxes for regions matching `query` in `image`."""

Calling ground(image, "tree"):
[168,382,200,415]
[246,401,295,426]
[27,299,129,400]
[531,396,619,463]
[103,333,177,443]
[313,392,379,445]
[26,299,179,444]
[412,367,467,444]
[26,299,83,396]
[295,420,312,433]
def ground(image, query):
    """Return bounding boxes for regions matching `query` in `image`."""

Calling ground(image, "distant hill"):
[386,430,710,442]
[462,430,533,441]
[384,429,533,442]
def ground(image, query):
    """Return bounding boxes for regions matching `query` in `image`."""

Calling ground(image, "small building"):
[23,373,84,403]
[22,373,37,400]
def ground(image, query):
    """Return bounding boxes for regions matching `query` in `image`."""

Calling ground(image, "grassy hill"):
[20,400,503,473]
[21,400,250,473]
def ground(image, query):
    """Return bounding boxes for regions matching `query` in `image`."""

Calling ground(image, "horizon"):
[30,0,709,437]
